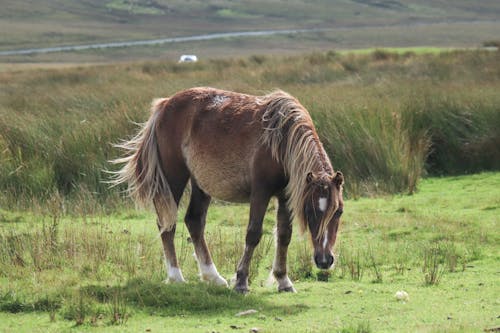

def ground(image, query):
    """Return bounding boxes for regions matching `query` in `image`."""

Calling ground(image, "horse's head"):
[303,170,344,270]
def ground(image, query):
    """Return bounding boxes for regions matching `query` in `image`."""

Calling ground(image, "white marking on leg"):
[167,262,186,283]
[277,276,293,288]
[266,271,276,287]
[200,263,228,287]
[271,264,296,292]
[322,230,329,249]
[277,275,296,292]
[319,197,327,212]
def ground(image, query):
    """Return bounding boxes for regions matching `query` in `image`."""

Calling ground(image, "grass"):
[105,0,166,15]
[0,173,498,332]
[0,45,499,332]
[1,0,500,63]
[1,50,500,208]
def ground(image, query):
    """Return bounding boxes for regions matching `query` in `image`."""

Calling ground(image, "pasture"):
[0,173,498,332]
[0,49,499,332]
[2,0,500,63]
[1,49,499,206]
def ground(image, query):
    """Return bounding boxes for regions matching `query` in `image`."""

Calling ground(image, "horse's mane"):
[260,90,335,237]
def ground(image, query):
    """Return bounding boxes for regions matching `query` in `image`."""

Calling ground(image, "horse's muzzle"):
[314,253,334,269]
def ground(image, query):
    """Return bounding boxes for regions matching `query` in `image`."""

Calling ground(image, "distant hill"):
[1,0,499,62]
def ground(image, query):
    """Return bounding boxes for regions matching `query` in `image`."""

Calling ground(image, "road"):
[0,29,327,56]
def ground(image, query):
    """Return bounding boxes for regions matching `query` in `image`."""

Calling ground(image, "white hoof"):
[276,275,296,293]
[208,275,229,287]
[200,263,228,287]
[167,265,186,283]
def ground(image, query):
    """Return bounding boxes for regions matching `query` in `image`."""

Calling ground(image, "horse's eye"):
[334,207,343,218]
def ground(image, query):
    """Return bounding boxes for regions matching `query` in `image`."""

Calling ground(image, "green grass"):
[105,0,166,15]
[0,173,498,332]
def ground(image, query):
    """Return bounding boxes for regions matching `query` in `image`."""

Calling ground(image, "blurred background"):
[1,0,499,64]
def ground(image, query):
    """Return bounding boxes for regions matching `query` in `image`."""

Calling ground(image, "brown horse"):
[112,87,344,293]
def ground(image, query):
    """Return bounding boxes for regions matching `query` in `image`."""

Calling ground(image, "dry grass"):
[1,50,500,208]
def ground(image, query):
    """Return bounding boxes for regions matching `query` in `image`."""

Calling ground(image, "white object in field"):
[395,290,409,302]
[179,54,198,63]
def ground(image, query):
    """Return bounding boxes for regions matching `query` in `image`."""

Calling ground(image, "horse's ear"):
[306,172,314,184]
[333,171,344,188]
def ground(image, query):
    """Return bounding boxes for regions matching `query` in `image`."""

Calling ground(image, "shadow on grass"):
[0,278,308,318]
[80,278,303,316]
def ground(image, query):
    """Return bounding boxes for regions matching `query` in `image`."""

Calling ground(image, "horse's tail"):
[110,98,177,232]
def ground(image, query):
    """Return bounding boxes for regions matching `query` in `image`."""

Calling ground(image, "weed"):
[289,237,314,281]
[338,242,364,281]
[340,321,372,333]
[393,241,411,275]
[108,288,129,325]
[365,243,383,283]
[0,292,27,313]
[62,290,89,325]
[422,242,446,285]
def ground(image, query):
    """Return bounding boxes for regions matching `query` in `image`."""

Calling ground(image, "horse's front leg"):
[272,195,296,292]
[234,190,272,293]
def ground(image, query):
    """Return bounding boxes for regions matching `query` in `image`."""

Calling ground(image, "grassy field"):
[1,49,499,209]
[1,0,500,63]
[0,46,499,332]
[3,21,500,65]
[0,172,498,332]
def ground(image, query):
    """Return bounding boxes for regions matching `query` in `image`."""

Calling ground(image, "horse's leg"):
[154,174,188,283]
[234,190,272,293]
[184,180,228,286]
[272,195,296,292]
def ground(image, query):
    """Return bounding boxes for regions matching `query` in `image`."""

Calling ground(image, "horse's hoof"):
[234,285,249,294]
[278,286,297,293]
[211,276,229,287]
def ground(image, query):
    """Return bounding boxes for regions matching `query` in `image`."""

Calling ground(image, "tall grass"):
[1,50,499,207]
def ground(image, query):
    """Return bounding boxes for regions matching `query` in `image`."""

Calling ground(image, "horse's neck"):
[313,144,333,175]
[284,135,332,181]
[303,136,333,175]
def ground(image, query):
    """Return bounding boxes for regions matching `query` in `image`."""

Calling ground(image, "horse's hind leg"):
[184,180,228,286]
[272,195,296,292]
[154,174,188,283]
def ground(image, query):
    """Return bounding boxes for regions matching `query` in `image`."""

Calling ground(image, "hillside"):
[1,0,500,63]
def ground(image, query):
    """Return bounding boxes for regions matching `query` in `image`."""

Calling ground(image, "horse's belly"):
[183,146,252,202]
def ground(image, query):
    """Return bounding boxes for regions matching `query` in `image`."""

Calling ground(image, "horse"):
[111,87,344,293]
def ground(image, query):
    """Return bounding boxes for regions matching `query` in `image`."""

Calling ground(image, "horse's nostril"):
[326,254,334,267]
[314,254,321,267]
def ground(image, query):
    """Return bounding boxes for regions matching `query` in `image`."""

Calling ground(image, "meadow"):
[1,49,499,207]
[3,0,500,51]
[0,173,498,332]
[0,49,499,332]
[2,0,500,63]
